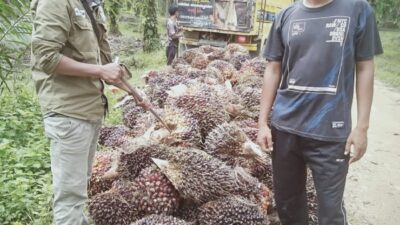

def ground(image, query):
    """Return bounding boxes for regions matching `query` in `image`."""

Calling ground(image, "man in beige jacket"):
[31,0,123,224]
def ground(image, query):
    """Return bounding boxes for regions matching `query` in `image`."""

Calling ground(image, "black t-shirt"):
[263,0,383,142]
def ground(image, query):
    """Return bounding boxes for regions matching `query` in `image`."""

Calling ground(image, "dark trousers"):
[271,126,349,225]
[166,43,177,65]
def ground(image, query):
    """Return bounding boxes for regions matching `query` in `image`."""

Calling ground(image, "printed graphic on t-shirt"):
[286,16,350,94]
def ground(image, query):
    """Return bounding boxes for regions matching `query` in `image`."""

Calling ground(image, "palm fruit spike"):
[229,52,251,70]
[198,196,266,225]
[98,125,135,148]
[239,57,268,77]
[153,106,202,147]
[152,148,260,203]
[133,166,181,216]
[204,122,268,168]
[117,144,171,180]
[224,43,250,61]
[89,151,119,197]
[171,94,230,140]
[88,190,137,225]
[133,214,189,225]
[207,60,238,82]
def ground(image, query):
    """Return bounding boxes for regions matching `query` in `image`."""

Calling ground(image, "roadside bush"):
[0,86,52,225]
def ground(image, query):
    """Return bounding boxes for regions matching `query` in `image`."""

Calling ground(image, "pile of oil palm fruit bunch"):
[94,44,318,225]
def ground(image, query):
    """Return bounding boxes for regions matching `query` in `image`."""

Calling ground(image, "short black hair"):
[169,5,179,16]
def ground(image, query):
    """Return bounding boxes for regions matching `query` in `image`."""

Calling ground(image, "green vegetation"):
[0,82,53,225]
[369,0,400,28]
[375,30,400,89]
[0,0,399,224]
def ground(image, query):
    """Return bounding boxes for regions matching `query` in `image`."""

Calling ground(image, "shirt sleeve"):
[355,3,383,61]
[31,0,71,74]
[262,14,284,61]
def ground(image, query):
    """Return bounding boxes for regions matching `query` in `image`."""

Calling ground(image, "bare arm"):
[257,61,282,151]
[54,56,123,84]
[345,59,375,163]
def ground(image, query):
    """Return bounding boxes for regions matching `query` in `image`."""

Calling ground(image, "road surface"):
[346,81,400,225]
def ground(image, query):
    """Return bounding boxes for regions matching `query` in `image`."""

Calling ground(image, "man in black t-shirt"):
[257,0,383,224]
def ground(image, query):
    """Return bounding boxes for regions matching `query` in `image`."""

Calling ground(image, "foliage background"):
[0,0,399,224]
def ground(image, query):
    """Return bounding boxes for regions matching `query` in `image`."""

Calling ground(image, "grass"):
[375,30,400,89]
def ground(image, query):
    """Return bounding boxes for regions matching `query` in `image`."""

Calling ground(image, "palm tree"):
[0,0,31,95]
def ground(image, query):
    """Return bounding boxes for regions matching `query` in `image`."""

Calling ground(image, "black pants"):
[272,126,349,225]
[166,44,177,65]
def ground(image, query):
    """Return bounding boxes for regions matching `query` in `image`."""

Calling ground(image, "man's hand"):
[257,125,273,152]
[345,127,368,164]
[99,63,123,84]
[136,99,152,111]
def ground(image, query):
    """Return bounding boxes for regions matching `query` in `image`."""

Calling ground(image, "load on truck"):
[176,0,293,56]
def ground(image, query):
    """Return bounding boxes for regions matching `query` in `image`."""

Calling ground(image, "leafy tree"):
[369,0,400,28]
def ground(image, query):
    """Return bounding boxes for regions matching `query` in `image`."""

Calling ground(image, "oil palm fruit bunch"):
[197,196,266,225]
[171,56,190,68]
[98,125,135,148]
[224,43,250,61]
[239,57,268,77]
[174,63,192,76]
[170,94,229,139]
[89,151,119,197]
[145,71,189,107]
[234,119,259,142]
[152,148,260,204]
[181,48,203,64]
[122,103,154,135]
[88,189,137,225]
[199,45,225,61]
[191,54,210,70]
[235,75,263,93]
[207,60,239,82]
[229,52,251,70]
[153,106,202,147]
[174,200,201,223]
[237,86,262,120]
[133,214,189,225]
[117,144,170,180]
[133,166,181,216]
[204,122,268,170]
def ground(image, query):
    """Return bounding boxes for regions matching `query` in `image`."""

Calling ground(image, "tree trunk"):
[143,0,160,52]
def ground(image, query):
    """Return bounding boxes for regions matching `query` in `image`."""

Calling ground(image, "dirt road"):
[346,81,400,225]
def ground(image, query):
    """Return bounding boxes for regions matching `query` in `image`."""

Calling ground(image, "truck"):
[175,0,293,56]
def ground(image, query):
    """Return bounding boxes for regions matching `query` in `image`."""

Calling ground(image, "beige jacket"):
[31,0,112,121]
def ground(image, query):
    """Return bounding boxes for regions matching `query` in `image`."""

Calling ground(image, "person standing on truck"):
[30,0,146,224]
[257,0,383,225]
[167,4,183,65]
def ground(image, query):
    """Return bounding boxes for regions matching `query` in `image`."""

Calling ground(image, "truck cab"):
[176,0,293,56]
